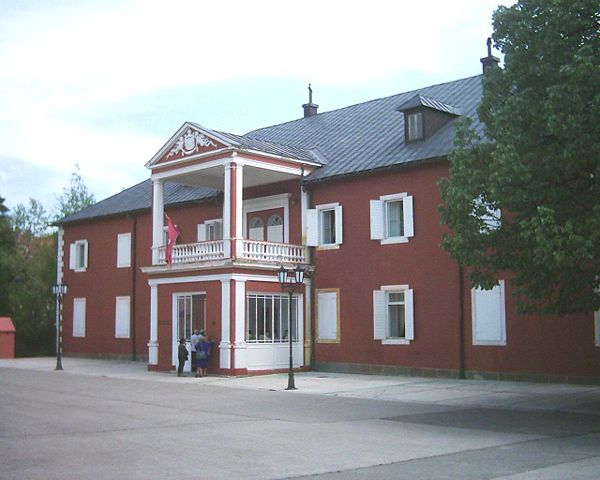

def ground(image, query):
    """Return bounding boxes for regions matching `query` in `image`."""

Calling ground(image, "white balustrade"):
[153,239,306,266]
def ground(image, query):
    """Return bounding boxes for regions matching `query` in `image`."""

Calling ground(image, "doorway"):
[172,293,206,372]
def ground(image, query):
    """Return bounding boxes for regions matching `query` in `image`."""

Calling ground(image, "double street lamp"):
[52,283,68,371]
[277,265,305,390]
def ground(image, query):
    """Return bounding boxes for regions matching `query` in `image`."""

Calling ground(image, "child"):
[177,338,188,377]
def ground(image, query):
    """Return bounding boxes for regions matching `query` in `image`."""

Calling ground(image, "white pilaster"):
[301,187,309,245]
[234,279,247,369]
[152,179,164,264]
[219,279,231,369]
[148,284,159,365]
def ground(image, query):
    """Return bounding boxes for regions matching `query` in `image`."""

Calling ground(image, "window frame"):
[197,218,223,242]
[471,280,507,346]
[115,296,131,338]
[72,297,86,338]
[69,240,89,272]
[373,284,414,344]
[306,202,343,249]
[370,193,414,244]
[407,111,423,141]
[116,233,131,268]
[246,293,299,344]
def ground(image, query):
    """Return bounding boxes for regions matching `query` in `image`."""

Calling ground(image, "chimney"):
[302,84,319,118]
[480,37,500,73]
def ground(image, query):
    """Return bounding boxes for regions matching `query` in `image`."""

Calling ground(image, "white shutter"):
[370,200,384,240]
[197,223,207,242]
[373,290,386,340]
[115,296,130,338]
[403,195,414,238]
[472,281,506,345]
[334,205,343,245]
[404,288,414,340]
[306,209,319,246]
[82,240,89,269]
[69,243,76,270]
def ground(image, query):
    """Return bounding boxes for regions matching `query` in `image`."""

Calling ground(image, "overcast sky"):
[0,0,513,212]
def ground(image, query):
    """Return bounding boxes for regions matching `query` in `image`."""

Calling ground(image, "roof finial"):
[308,83,313,104]
[486,37,492,57]
[302,83,319,118]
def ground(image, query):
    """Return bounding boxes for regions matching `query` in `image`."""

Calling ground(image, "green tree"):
[439,0,600,314]
[54,164,96,220]
[0,196,16,316]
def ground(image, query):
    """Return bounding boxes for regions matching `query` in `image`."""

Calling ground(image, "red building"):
[57,56,600,383]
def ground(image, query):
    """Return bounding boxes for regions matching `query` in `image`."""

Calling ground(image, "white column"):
[148,284,159,365]
[222,165,231,258]
[234,164,244,258]
[233,279,247,369]
[219,279,231,369]
[152,179,164,264]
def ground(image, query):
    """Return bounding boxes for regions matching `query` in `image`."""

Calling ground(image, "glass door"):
[174,293,206,372]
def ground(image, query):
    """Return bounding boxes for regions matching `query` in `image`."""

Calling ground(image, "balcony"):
[153,239,307,266]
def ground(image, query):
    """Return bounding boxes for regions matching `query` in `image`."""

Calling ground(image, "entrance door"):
[173,293,206,372]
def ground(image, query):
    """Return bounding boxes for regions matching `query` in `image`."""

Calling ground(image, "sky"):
[0,0,514,212]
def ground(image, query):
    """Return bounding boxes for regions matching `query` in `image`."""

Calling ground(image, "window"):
[306,203,343,248]
[407,112,423,141]
[115,296,130,338]
[249,217,264,241]
[116,233,131,268]
[267,214,283,243]
[373,285,414,343]
[73,298,86,337]
[246,294,298,343]
[370,194,414,244]
[69,240,88,271]
[471,280,506,345]
[316,289,339,343]
[197,219,223,241]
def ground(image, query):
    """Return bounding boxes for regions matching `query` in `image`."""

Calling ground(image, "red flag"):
[165,214,180,265]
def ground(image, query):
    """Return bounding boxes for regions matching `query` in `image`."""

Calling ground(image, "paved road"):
[1,359,599,479]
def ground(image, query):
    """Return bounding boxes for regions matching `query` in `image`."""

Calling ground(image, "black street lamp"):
[277,265,305,390]
[52,283,68,371]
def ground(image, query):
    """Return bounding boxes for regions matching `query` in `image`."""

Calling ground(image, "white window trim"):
[471,280,507,346]
[242,194,290,243]
[115,296,131,338]
[307,202,343,249]
[69,239,89,272]
[374,284,414,344]
[370,193,414,245]
[116,233,131,268]
[72,297,86,338]
[197,218,223,242]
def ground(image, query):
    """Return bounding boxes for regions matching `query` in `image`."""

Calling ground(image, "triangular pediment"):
[146,122,232,168]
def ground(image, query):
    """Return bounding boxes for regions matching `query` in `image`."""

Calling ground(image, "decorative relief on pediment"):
[166,129,218,159]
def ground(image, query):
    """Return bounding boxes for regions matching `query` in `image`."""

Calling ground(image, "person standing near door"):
[195,332,212,377]
[177,338,188,377]
[190,330,200,372]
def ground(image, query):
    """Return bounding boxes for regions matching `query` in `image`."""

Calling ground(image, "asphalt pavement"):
[1,357,600,480]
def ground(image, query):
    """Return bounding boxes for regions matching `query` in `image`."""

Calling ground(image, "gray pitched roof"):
[59,179,218,224]
[59,74,483,224]
[245,74,483,183]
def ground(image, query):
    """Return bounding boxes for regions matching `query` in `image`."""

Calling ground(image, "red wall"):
[310,163,461,372]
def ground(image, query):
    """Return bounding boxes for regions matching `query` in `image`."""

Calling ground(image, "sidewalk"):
[2,356,600,415]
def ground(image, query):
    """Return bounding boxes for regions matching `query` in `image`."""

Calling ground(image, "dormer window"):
[407,112,423,142]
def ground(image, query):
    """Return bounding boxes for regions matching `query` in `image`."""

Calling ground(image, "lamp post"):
[277,265,305,390]
[52,283,68,371]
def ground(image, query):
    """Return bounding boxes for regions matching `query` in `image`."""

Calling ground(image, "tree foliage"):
[54,164,96,221]
[2,166,96,356]
[439,0,600,314]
